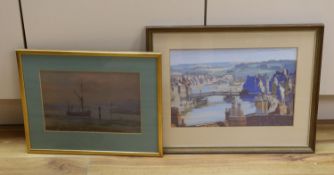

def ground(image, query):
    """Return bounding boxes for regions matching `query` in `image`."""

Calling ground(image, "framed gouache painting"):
[147,24,323,153]
[17,49,163,156]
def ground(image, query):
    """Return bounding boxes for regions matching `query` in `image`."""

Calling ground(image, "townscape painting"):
[170,48,297,127]
[40,71,141,133]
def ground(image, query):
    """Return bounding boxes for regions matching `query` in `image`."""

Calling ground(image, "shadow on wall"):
[0,99,22,124]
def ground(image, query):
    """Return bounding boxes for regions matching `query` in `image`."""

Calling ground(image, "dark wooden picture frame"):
[147,24,324,154]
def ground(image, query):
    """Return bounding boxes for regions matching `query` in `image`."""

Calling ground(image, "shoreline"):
[174,114,293,127]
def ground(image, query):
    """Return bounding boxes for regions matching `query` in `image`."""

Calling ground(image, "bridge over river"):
[189,90,241,99]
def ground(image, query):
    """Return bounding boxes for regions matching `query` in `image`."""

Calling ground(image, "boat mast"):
[73,80,85,112]
[80,80,84,112]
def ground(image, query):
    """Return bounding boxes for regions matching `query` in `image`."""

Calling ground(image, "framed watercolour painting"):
[147,24,323,153]
[17,49,163,156]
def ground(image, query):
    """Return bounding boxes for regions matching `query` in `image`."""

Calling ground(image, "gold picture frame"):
[17,49,163,156]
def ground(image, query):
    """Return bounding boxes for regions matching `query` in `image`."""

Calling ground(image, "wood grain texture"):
[88,154,334,175]
[0,157,88,175]
[0,124,334,175]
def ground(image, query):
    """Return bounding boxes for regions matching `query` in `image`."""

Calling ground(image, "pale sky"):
[40,71,140,106]
[170,48,297,66]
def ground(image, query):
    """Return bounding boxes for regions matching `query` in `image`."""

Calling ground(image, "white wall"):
[21,0,204,51]
[318,96,334,120]
[0,0,334,123]
[0,0,25,124]
[0,0,25,99]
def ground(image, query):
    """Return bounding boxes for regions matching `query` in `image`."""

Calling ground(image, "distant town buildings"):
[242,68,295,115]
[171,66,295,127]
[171,74,217,114]
[225,96,247,126]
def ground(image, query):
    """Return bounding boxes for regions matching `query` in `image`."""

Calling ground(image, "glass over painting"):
[40,71,141,133]
[170,48,297,127]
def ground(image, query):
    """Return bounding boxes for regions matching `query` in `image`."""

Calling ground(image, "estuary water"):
[182,96,256,126]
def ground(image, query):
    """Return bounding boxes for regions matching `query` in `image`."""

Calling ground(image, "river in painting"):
[182,95,256,126]
[170,48,297,127]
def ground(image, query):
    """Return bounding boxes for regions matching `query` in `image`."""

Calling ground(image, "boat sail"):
[67,80,91,117]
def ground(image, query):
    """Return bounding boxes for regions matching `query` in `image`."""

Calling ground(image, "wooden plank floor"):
[0,123,334,175]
